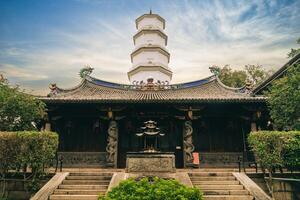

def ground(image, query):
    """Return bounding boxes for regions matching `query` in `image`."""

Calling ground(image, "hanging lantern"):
[187,106,193,120]
[256,111,262,119]
[108,107,113,119]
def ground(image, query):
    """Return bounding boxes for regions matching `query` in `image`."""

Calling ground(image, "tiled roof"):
[41,75,265,103]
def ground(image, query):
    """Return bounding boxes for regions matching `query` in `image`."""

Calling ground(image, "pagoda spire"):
[127,12,172,84]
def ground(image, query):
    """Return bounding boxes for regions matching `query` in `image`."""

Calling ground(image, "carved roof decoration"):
[42,75,265,103]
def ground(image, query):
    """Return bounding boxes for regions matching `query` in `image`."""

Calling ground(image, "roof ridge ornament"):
[79,65,94,79]
[131,78,170,90]
[48,83,58,97]
[209,65,220,76]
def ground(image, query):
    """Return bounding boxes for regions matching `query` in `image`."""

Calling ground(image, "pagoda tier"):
[128,11,173,84]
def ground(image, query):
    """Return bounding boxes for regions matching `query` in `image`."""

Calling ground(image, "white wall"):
[137,17,164,30]
[135,32,166,47]
[132,50,169,66]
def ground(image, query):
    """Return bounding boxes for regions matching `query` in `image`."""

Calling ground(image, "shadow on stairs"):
[189,171,254,200]
[49,172,113,200]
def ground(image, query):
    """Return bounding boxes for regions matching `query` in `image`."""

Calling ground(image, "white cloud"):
[0,64,48,81]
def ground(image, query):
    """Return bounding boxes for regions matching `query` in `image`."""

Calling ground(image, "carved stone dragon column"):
[183,120,195,167]
[106,120,118,168]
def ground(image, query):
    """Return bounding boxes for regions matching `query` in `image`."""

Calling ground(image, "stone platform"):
[126,152,175,173]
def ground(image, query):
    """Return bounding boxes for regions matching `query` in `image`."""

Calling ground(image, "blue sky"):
[0,0,300,94]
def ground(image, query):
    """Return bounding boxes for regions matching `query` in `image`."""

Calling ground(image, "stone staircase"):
[189,171,254,200]
[49,172,113,200]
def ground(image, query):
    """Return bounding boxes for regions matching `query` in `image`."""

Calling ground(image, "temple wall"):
[248,173,300,200]
[57,152,107,167]
[198,152,243,167]
[48,103,266,168]
[0,177,49,200]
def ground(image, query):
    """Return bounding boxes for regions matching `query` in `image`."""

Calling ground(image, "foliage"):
[214,65,247,88]
[0,131,58,192]
[266,64,300,130]
[0,132,20,176]
[99,177,203,200]
[245,64,271,86]
[281,132,300,171]
[248,131,285,170]
[248,131,300,169]
[248,131,300,196]
[211,65,271,88]
[0,76,46,131]
[17,131,59,178]
[79,65,94,78]
[287,38,300,58]
[248,131,300,170]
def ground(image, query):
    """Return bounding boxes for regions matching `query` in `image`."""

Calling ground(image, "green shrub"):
[0,132,20,176]
[100,177,203,200]
[0,131,58,177]
[248,131,300,197]
[281,132,300,171]
[17,131,59,175]
[248,131,284,171]
[248,131,300,171]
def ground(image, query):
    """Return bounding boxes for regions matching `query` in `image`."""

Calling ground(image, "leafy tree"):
[248,131,300,198]
[287,38,300,58]
[266,64,300,130]
[218,65,247,88]
[245,64,271,86]
[211,65,270,87]
[0,75,46,131]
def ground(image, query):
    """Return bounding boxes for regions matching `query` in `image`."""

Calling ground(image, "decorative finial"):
[150,8,152,14]
[48,83,58,96]
[209,65,220,76]
[79,65,94,79]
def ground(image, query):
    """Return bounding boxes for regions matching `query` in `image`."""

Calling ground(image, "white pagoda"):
[127,10,173,84]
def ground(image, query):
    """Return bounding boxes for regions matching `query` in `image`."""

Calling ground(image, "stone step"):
[202,190,249,195]
[196,185,244,190]
[49,195,99,200]
[62,180,110,185]
[189,172,233,177]
[203,195,254,200]
[69,172,113,176]
[66,176,112,180]
[59,185,108,190]
[192,181,239,185]
[190,177,236,181]
[54,189,106,195]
